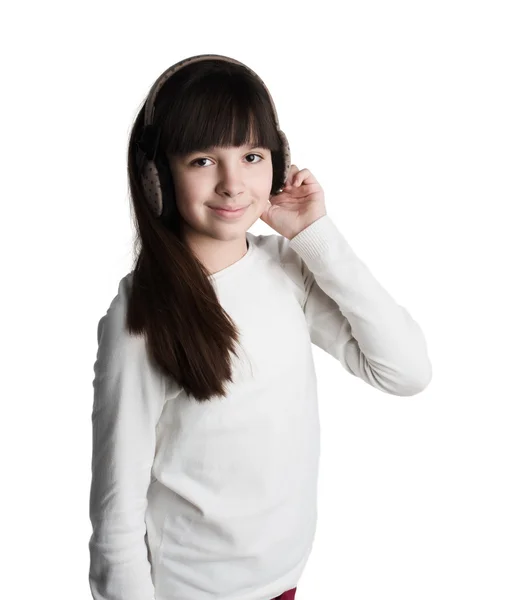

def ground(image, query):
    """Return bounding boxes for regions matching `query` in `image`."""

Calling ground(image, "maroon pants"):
[272,587,297,600]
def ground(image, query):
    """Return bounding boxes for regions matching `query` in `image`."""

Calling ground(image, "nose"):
[216,165,246,198]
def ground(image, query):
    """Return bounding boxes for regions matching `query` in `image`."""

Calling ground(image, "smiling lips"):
[211,205,247,211]
[210,205,249,219]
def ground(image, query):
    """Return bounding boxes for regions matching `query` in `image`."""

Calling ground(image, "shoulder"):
[92,271,169,415]
[93,271,169,390]
[95,271,141,360]
[248,231,313,301]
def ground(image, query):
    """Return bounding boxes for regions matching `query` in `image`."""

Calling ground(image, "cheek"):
[172,178,201,208]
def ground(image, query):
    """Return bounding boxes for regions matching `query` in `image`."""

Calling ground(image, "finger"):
[292,168,305,186]
[293,168,315,186]
[286,164,299,186]
[284,165,299,188]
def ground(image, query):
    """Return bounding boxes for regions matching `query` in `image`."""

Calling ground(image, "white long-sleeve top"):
[88,215,431,600]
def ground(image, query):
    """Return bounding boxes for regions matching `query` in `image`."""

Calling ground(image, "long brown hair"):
[126,59,284,402]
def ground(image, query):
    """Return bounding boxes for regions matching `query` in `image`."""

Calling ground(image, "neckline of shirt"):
[208,231,255,282]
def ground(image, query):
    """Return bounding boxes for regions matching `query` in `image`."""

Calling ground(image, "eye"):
[245,153,263,164]
[189,153,263,168]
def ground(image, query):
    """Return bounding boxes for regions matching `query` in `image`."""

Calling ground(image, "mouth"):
[209,205,249,219]
[210,205,248,211]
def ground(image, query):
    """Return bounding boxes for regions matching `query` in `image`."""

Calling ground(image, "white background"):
[2,1,505,598]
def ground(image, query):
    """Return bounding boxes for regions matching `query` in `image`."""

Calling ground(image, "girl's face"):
[167,144,273,248]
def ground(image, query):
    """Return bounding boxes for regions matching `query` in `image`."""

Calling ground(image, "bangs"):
[159,65,281,158]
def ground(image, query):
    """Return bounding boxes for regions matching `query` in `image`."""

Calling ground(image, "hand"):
[259,164,327,240]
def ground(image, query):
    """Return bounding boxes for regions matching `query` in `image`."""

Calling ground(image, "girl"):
[88,54,431,600]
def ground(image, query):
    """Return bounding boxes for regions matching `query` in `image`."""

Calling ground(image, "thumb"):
[260,200,272,224]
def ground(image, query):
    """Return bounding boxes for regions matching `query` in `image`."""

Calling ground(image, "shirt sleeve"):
[288,215,432,396]
[88,278,166,600]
